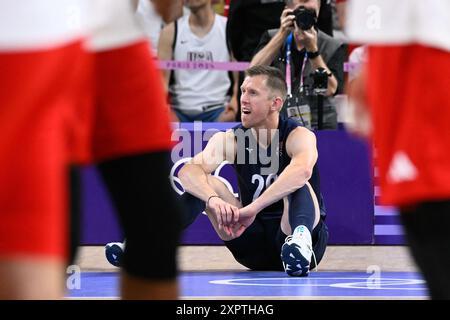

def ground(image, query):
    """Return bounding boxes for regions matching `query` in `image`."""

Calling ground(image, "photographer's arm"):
[295,27,338,96]
[326,44,347,95]
[250,8,295,66]
[308,53,337,96]
[157,23,175,91]
[250,31,287,67]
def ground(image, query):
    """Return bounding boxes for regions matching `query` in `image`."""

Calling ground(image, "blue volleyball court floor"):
[66,271,428,299]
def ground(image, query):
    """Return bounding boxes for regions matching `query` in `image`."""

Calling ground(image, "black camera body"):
[293,6,317,30]
[311,68,329,95]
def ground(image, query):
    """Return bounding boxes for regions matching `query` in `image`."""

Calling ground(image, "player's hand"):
[207,197,240,236]
[219,205,257,239]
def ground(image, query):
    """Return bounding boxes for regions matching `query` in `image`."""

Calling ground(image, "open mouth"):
[242,110,251,115]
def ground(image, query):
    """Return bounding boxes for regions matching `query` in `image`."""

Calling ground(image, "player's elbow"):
[178,163,193,186]
[303,167,313,181]
[293,165,313,188]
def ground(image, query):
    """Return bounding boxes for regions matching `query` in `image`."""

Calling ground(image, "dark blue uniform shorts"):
[224,213,328,271]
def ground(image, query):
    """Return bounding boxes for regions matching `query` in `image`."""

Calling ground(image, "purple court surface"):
[66,271,428,299]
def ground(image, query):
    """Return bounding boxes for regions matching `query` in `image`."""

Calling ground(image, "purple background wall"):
[81,123,376,245]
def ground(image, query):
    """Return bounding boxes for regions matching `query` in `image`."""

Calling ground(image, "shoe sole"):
[105,245,123,267]
[281,243,310,277]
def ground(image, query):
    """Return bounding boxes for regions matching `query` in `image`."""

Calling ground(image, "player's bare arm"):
[179,130,239,232]
[152,0,183,24]
[157,22,175,91]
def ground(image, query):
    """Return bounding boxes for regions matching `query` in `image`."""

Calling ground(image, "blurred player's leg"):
[0,261,65,299]
[99,152,181,300]
[93,41,180,299]
[400,202,450,300]
[0,41,89,299]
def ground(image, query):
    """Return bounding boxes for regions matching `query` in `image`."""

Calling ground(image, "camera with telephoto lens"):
[311,67,329,95]
[293,6,317,30]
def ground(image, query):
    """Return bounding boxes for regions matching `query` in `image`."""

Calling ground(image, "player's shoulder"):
[286,126,316,148]
[288,126,315,138]
[205,129,236,162]
[207,129,236,145]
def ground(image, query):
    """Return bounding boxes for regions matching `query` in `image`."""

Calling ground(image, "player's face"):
[240,75,274,128]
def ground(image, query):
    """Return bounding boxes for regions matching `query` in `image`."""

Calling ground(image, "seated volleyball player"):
[179,65,328,276]
[106,65,328,276]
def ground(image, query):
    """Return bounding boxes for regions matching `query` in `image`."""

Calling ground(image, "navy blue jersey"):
[232,117,324,216]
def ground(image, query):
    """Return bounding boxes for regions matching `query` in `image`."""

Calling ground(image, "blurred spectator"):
[135,0,186,55]
[212,0,226,15]
[226,0,285,121]
[316,0,333,37]
[158,0,238,122]
[227,0,285,64]
[334,0,346,31]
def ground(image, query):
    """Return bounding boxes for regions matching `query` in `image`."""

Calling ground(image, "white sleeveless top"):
[170,14,232,115]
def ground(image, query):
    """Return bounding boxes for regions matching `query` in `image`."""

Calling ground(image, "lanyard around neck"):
[285,32,308,96]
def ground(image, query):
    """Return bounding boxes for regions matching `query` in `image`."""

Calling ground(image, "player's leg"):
[400,201,450,300]
[280,182,320,235]
[0,261,65,300]
[98,151,182,299]
[224,217,283,270]
[0,41,87,299]
[310,218,329,269]
[93,40,181,299]
[182,175,282,269]
[68,166,81,267]
[279,182,321,276]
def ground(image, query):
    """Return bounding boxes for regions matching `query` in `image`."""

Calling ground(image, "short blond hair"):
[245,65,287,99]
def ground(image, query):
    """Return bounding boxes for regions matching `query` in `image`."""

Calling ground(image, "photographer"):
[250,0,346,130]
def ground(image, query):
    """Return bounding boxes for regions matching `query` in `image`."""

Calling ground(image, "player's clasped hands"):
[207,197,257,239]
